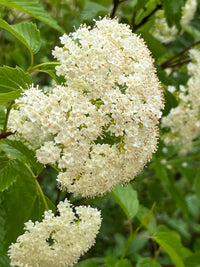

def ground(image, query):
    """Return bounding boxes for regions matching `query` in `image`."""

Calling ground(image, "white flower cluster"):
[161,49,200,145]
[151,0,197,44]
[8,17,163,197]
[8,199,101,267]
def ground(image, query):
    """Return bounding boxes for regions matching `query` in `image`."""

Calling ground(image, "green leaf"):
[162,90,178,116]
[74,258,101,267]
[115,259,132,267]
[185,25,200,41]
[136,257,161,267]
[0,105,5,130]
[0,139,43,173]
[193,168,200,201]
[153,229,192,267]
[0,66,32,93]
[137,31,167,59]
[105,257,132,267]
[0,89,22,104]
[81,1,109,20]
[0,19,41,54]
[0,216,11,266]
[163,0,187,29]
[136,204,157,234]
[0,0,64,33]
[0,255,11,267]
[111,183,139,219]
[184,252,200,267]
[2,162,55,250]
[0,156,21,191]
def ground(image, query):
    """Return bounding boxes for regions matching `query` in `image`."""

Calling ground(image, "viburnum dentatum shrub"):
[8,17,164,197]
[161,48,200,146]
[1,1,200,267]
[8,199,101,267]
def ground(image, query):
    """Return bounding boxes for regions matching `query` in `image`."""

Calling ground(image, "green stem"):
[24,163,49,211]
[120,221,142,260]
[29,62,61,73]
[120,232,135,260]
[27,52,34,73]
[3,101,14,133]
[35,179,49,211]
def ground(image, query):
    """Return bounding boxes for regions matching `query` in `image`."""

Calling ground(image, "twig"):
[0,131,15,140]
[132,4,162,31]
[37,165,51,185]
[110,0,127,18]
[160,40,200,69]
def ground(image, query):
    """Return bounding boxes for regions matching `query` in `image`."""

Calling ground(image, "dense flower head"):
[151,0,197,43]
[161,49,200,145]
[8,17,164,197]
[8,199,102,267]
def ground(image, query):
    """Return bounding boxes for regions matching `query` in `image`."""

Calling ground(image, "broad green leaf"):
[193,168,200,201]
[163,0,187,29]
[0,255,11,267]
[136,257,161,267]
[0,66,32,93]
[0,216,12,266]
[0,0,64,33]
[153,229,192,267]
[136,204,157,234]
[137,31,167,59]
[162,90,178,116]
[2,162,56,250]
[0,19,41,54]
[134,0,157,26]
[105,256,118,266]
[136,0,149,10]
[0,105,6,129]
[111,183,139,219]
[0,156,21,191]
[185,25,200,41]
[81,1,109,20]
[115,259,132,267]
[0,139,43,173]
[0,89,22,104]
[75,258,105,267]
[184,252,200,267]
[105,256,132,267]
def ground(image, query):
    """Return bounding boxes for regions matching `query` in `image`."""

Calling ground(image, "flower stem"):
[29,62,60,73]
[3,101,13,133]
[24,163,49,211]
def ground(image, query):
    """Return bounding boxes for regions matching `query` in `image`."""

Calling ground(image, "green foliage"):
[0,0,64,33]
[0,66,32,104]
[0,0,200,266]
[153,227,192,267]
[0,156,21,191]
[163,0,187,29]
[111,183,139,219]
[2,162,55,251]
[0,139,43,173]
[0,19,41,54]
[184,252,200,267]
[136,257,161,267]
[81,1,110,20]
